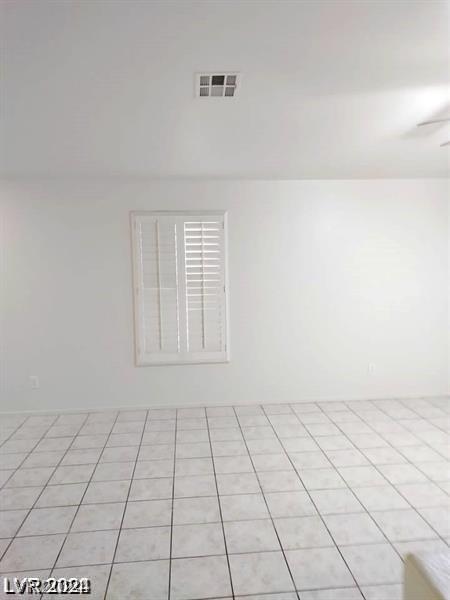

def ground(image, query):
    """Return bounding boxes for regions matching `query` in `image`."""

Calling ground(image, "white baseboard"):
[1,393,449,416]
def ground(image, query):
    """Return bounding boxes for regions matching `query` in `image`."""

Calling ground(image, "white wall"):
[0,179,448,412]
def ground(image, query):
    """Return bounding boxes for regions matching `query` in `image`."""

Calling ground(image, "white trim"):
[2,395,447,416]
[130,210,230,366]
[223,211,231,362]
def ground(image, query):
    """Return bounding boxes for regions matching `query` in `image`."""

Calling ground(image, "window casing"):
[131,211,229,365]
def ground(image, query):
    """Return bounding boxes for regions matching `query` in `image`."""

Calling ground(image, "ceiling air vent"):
[196,73,240,98]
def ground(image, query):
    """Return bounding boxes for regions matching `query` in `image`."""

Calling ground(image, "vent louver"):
[196,73,239,98]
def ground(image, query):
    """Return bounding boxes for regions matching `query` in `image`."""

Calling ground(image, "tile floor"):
[0,397,449,599]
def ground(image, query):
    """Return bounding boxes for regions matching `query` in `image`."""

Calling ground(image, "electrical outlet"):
[367,363,376,375]
[29,376,40,389]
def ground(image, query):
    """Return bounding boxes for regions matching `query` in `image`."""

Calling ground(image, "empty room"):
[0,0,449,599]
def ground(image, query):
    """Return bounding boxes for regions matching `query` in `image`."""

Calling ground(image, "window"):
[131,211,229,365]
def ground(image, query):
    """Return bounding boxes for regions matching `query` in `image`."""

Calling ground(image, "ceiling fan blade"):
[417,118,450,127]
[440,141,450,147]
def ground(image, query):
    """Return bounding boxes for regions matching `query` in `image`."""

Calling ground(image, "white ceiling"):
[1,0,449,178]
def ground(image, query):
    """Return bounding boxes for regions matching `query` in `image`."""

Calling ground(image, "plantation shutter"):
[184,219,225,353]
[137,216,180,355]
[132,212,228,365]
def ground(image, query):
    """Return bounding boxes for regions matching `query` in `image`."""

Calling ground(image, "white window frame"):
[131,210,230,366]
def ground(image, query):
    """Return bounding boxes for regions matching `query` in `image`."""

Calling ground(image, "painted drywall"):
[3,1,449,179]
[0,179,448,412]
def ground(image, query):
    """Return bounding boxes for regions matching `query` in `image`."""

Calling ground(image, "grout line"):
[0,416,34,451]
[0,414,66,565]
[167,408,179,600]
[5,470,446,494]
[0,416,92,599]
[232,405,301,600]
[2,510,448,539]
[42,411,119,594]
[312,403,417,571]
[101,409,150,600]
[260,404,368,600]
[0,560,401,600]
[0,551,431,577]
[2,527,443,547]
[205,408,235,600]
[343,399,450,546]
[342,401,449,546]
[0,416,60,490]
